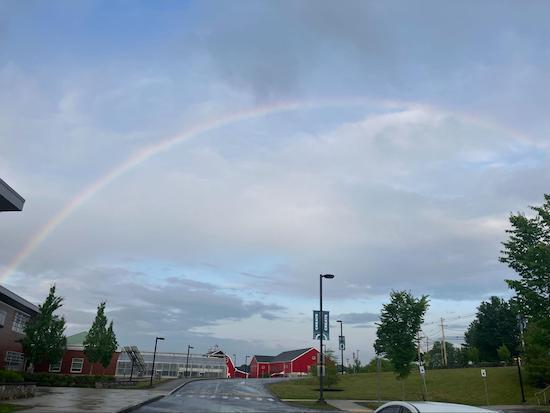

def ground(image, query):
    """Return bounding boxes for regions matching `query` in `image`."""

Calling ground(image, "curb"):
[117,394,164,413]
[168,378,210,395]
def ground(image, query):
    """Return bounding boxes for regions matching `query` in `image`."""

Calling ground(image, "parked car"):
[374,402,500,413]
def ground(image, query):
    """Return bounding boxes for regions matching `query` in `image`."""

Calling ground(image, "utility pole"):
[440,318,447,367]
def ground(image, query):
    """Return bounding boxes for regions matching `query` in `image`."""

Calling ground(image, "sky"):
[1,0,549,365]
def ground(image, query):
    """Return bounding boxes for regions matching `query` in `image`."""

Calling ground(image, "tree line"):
[21,286,118,375]
[374,194,550,387]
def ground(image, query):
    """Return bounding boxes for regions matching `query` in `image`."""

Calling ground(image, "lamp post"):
[245,355,249,378]
[318,273,334,403]
[150,337,165,386]
[185,345,194,377]
[337,319,344,375]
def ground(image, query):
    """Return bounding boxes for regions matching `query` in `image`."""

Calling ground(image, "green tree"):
[523,318,550,387]
[363,357,393,373]
[427,341,463,368]
[21,285,66,371]
[500,194,550,322]
[497,344,511,364]
[464,297,520,362]
[374,290,429,379]
[308,351,339,388]
[466,347,480,365]
[83,302,118,374]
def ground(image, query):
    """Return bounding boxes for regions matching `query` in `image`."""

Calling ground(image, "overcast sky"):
[1,0,549,364]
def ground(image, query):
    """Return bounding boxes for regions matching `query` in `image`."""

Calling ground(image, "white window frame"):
[5,351,25,371]
[70,358,84,373]
[11,311,30,333]
[49,359,62,373]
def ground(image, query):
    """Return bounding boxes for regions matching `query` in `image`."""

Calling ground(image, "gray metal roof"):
[253,355,274,363]
[0,285,39,314]
[271,348,313,363]
[0,178,25,211]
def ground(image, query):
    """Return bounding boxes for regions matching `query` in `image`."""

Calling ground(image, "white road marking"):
[268,398,274,402]
[222,396,228,399]
[234,396,240,400]
[199,395,205,398]
[256,397,263,401]
[245,397,251,400]
[210,395,216,398]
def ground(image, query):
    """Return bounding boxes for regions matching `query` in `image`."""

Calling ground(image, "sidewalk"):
[327,400,373,412]
[9,386,167,413]
[281,399,373,412]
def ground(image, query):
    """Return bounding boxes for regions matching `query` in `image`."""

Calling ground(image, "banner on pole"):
[313,311,330,340]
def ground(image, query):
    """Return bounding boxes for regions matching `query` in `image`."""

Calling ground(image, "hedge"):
[0,370,24,383]
[23,372,115,387]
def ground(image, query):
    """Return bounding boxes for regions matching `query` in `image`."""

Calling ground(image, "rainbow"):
[0,97,541,282]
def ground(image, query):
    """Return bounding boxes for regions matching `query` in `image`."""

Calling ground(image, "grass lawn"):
[268,367,542,405]
[0,404,29,413]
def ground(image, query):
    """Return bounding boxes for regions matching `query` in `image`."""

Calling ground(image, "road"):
[134,378,330,412]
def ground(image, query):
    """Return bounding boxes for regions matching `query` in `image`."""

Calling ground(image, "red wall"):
[234,369,248,378]
[249,358,271,378]
[291,348,319,374]
[225,355,235,378]
[35,349,120,376]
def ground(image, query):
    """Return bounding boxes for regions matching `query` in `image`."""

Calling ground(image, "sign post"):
[481,369,489,405]
[419,364,428,400]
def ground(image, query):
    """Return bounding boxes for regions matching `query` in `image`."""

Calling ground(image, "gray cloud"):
[336,312,379,325]
[5,266,284,355]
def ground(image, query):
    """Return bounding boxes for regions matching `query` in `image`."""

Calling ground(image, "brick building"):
[35,331,120,376]
[0,285,38,371]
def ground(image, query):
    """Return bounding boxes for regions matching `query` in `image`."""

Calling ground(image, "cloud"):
[336,312,379,325]
[5,265,285,354]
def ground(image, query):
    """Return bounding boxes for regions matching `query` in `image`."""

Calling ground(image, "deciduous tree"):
[464,297,520,362]
[83,302,118,374]
[374,291,429,379]
[500,194,550,322]
[21,285,66,371]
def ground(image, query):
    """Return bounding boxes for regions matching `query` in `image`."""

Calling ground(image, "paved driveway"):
[135,378,335,412]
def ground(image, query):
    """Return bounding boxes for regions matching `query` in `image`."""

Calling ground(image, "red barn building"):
[248,348,319,378]
[249,355,273,378]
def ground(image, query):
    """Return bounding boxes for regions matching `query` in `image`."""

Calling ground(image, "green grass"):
[268,367,542,405]
[0,404,29,413]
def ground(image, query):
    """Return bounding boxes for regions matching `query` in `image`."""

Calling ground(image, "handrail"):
[535,384,550,405]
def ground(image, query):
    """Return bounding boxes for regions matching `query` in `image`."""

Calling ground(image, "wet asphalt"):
[134,378,327,412]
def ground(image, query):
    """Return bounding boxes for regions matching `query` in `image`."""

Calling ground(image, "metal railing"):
[535,385,550,405]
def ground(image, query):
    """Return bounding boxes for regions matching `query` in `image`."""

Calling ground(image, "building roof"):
[66,331,88,347]
[253,355,274,363]
[0,285,38,315]
[271,348,314,363]
[0,178,25,211]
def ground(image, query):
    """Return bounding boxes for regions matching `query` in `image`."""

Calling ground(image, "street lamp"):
[337,319,344,375]
[150,337,165,386]
[184,345,194,377]
[319,273,334,403]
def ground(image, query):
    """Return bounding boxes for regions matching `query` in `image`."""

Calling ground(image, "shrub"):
[0,370,24,383]
[23,373,115,387]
